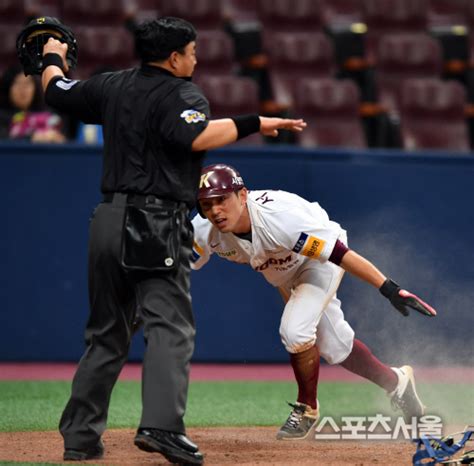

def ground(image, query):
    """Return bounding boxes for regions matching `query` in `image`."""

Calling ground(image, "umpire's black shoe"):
[134,428,204,465]
[63,440,104,461]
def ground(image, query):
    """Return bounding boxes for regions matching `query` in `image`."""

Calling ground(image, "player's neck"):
[232,205,251,235]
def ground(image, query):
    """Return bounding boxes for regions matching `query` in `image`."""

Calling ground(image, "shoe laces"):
[283,402,307,429]
[391,395,406,412]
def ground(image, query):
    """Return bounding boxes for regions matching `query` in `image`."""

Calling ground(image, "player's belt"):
[103,192,187,210]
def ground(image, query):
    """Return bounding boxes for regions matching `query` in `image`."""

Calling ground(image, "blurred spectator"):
[0,65,66,142]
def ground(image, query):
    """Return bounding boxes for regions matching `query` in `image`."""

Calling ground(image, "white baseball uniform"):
[191,190,355,363]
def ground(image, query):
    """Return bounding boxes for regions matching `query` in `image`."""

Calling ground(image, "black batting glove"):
[379,278,437,317]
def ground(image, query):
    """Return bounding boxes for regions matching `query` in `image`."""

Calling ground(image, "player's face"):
[173,41,197,77]
[200,189,249,233]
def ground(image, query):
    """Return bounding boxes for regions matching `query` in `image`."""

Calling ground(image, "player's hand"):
[259,117,307,137]
[43,37,69,72]
[380,278,437,317]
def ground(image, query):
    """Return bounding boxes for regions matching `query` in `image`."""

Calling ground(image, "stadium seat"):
[266,32,335,107]
[72,26,135,78]
[375,33,443,114]
[127,0,159,21]
[428,0,468,27]
[400,78,470,152]
[258,0,323,33]
[27,0,61,18]
[363,0,428,57]
[294,78,366,148]
[223,0,260,23]
[363,0,428,33]
[193,30,235,80]
[320,0,365,27]
[195,75,259,116]
[471,35,474,71]
[159,0,224,30]
[0,25,22,70]
[62,0,130,26]
[133,0,160,10]
[0,0,27,22]
[194,75,263,145]
[468,1,474,27]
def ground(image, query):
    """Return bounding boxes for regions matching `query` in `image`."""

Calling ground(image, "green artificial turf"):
[0,380,471,433]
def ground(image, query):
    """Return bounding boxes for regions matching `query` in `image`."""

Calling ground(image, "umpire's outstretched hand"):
[259,117,307,137]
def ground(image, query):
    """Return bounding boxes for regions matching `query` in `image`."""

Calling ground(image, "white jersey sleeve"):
[190,214,213,270]
[255,192,342,263]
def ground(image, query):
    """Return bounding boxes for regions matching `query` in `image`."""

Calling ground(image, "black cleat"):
[63,440,104,461]
[134,428,204,465]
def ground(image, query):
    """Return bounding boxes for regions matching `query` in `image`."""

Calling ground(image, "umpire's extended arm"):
[41,37,307,148]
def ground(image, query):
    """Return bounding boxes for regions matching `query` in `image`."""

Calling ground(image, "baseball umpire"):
[192,164,437,440]
[17,16,306,464]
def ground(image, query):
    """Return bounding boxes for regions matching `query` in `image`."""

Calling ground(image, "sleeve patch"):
[292,233,326,259]
[55,78,79,90]
[180,109,206,124]
[191,240,204,262]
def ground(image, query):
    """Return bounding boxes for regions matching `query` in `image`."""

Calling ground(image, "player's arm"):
[191,116,306,152]
[337,247,436,318]
[338,249,386,288]
[190,215,213,270]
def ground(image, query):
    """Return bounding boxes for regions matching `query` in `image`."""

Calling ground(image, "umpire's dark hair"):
[134,17,197,62]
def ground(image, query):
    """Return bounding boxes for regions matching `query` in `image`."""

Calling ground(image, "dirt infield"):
[0,428,416,465]
[3,364,468,465]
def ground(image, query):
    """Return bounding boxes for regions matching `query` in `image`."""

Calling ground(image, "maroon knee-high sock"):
[290,345,320,409]
[339,339,398,392]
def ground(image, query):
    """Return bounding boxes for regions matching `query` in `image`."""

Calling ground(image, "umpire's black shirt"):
[45,64,210,207]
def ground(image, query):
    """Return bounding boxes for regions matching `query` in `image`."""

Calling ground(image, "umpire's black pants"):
[59,194,195,450]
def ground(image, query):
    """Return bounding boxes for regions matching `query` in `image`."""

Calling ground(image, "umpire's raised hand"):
[43,37,69,70]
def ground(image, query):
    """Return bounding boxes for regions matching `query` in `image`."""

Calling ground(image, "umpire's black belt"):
[103,192,187,210]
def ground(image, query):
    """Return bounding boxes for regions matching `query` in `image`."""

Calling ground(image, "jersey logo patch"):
[55,79,79,90]
[180,109,206,124]
[191,240,204,262]
[216,250,237,258]
[292,233,326,259]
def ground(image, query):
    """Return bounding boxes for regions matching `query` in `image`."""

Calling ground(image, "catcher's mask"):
[16,17,78,76]
[197,164,245,217]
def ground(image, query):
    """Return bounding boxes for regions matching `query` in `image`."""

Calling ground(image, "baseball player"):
[191,164,437,440]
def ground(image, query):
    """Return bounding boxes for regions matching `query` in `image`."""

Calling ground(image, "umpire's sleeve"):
[45,76,103,124]
[159,82,210,151]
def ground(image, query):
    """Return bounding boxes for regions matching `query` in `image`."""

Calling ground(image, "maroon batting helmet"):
[198,164,245,199]
[197,164,245,216]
